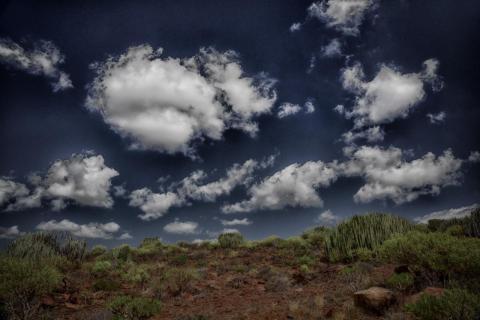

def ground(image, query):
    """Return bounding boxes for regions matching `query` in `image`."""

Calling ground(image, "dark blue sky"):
[0,0,479,246]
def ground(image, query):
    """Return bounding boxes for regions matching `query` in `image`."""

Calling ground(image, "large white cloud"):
[163,220,199,234]
[86,45,276,156]
[1,153,119,212]
[0,38,72,92]
[337,59,443,128]
[308,0,377,36]
[36,219,121,239]
[129,156,275,220]
[337,146,464,204]
[414,203,479,224]
[222,161,338,213]
[222,145,469,212]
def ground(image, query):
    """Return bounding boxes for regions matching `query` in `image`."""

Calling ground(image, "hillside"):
[1,211,480,320]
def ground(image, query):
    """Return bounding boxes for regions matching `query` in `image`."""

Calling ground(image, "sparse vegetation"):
[1,209,479,319]
[386,273,414,291]
[379,231,480,284]
[217,232,244,249]
[107,295,161,320]
[405,288,480,320]
[0,257,61,320]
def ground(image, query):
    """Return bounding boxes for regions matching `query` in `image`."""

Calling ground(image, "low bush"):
[379,231,480,284]
[301,226,331,248]
[123,265,150,286]
[405,288,480,320]
[172,253,188,266]
[338,262,373,292]
[325,213,414,262]
[92,260,113,276]
[0,257,61,320]
[112,244,133,263]
[385,273,414,291]
[7,232,87,267]
[218,232,244,249]
[257,235,284,248]
[135,238,163,260]
[107,295,161,320]
[297,255,315,267]
[161,268,198,296]
[90,245,107,257]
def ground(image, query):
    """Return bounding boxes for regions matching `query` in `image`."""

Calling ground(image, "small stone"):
[354,287,395,314]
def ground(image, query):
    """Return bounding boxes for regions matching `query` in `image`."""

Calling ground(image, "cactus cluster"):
[325,213,414,262]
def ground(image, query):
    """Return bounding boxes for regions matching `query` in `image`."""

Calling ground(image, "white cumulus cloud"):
[308,0,377,36]
[36,219,121,239]
[163,219,199,234]
[129,156,275,220]
[338,59,443,128]
[337,146,464,204]
[1,153,119,212]
[86,45,276,156]
[277,103,302,118]
[0,38,72,92]
[222,160,338,213]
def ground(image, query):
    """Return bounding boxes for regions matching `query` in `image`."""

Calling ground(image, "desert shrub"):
[302,226,331,248]
[93,278,121,291]
[112,244,133,263]
[339,262,374,292]
[325,213,414,262]
[386,273,414,291]
[405,288,480,320]
[6,232,86,266]
[172,253,188,266]
[218,232,244,249]
[135,237,163,259]
[0,257,61,320]
[299,264,310,274]
[353,247,375,262]
[123,265,150,286]
[379,231,480,284]
[92,260,112,276]
[280,237,311,255]
[107,295,161,320]
[297,255,315,267]
[258,235,284,248]
[161,268,198,296]
[90,245,107,257]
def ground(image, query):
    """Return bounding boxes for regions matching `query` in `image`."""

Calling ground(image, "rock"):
[354,287,395,314]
